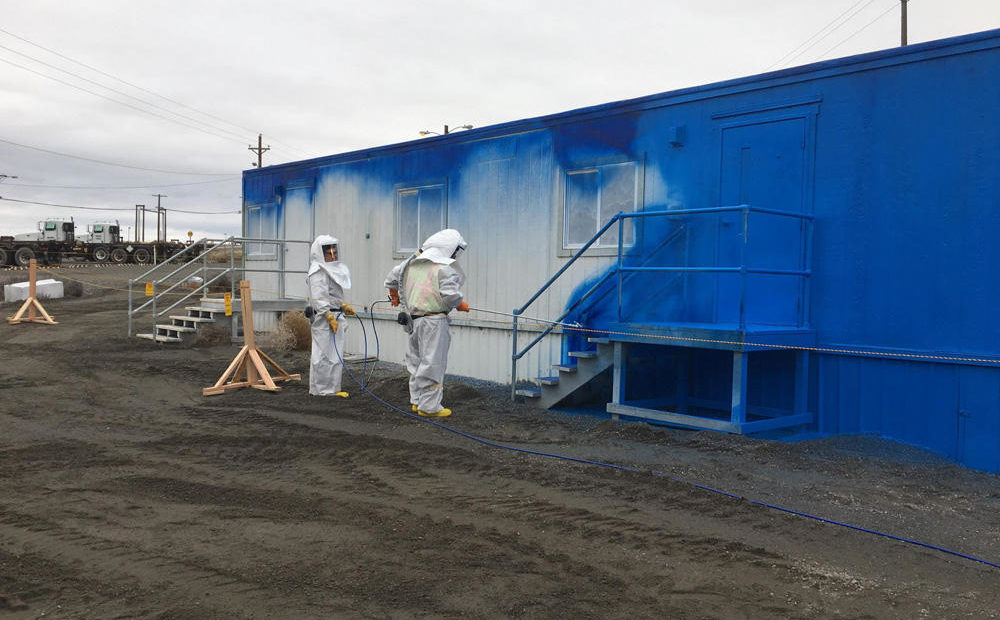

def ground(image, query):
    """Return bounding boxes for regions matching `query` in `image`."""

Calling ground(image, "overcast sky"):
[1,0,997,241]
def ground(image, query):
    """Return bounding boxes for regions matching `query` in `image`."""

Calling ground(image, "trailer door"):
[282,179,315,300]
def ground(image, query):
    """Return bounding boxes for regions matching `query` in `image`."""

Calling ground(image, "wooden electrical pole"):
[901,0,908,46]
[249,134,270,168]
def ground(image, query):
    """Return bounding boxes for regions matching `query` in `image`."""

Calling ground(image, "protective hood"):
[418,229,467,265]
[307,235,351,289]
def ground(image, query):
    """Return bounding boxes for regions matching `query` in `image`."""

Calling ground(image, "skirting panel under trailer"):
[606,341,813,434]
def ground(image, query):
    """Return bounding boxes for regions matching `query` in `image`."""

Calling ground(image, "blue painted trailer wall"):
[562,29,1000,470]
[245,29,1000,472]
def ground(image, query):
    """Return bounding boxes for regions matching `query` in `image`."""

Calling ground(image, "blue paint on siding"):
[244,28,1000,472]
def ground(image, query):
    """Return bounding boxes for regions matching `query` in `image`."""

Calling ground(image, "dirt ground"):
[1,265,999,619]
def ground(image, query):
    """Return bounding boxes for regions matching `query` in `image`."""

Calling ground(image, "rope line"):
[20,266,1000,366]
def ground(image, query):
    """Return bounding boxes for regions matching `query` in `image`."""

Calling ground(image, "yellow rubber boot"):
[418,408,452,418]
[411,404,418,412]
[334,391,349,398]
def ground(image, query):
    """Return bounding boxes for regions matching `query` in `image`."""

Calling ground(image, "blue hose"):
[331,315,1000,571]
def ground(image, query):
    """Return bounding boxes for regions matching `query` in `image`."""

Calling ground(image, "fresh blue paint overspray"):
[244,28,1000,473]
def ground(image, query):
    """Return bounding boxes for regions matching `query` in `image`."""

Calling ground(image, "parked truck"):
[0,218,195,267]
[0,218,76,267]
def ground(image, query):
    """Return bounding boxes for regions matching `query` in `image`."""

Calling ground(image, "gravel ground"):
[1,264,998,619]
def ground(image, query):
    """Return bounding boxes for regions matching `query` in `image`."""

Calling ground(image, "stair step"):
[136,333,182,343]
[157,324,196,333]
[552,364,577,374]
[538,376,560,386]
[588,337,610,345]
[515,387,541,398]
[185,305,233,314]
[568,350,597,359]
[171,315,216,323]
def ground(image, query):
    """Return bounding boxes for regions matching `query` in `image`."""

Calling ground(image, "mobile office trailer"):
[243,28,1000,472]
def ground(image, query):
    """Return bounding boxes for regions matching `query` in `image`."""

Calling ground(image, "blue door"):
[718,116,809,326]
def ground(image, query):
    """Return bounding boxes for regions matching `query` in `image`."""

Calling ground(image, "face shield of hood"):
[308,235,351,288]
[418,229,467,265]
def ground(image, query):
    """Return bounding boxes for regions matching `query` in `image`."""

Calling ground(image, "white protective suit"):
[384,229,467,414]
[307,235,352,396]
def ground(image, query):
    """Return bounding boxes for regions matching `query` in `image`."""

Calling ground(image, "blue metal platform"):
[602,321,816,351]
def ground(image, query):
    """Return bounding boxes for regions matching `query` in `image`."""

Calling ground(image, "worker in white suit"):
[307,235,355,397]
[384,229,469,417]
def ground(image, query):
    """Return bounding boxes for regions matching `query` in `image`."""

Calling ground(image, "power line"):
[0,196,241,214]
[0,136,234,176]
[817,1,902,59]
[0,57,248,146]
[0,43,250,143]
[767,0,880,70]
[0,26,316,159]
[6,177,239,190]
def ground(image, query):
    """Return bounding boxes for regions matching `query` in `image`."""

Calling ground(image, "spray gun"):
[465,306,582,329]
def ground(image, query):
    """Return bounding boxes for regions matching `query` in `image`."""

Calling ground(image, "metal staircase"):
[128,237,240,342]
[515,337,615,408]
[513,205,816,434]
[136,297,234,343]
[128,236,312,344]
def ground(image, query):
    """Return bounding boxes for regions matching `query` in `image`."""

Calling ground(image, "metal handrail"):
[129,237,232,337]
[150,267,234,319]
[129,236,315,339]
[513,268,619,362]
[513,222,690,362]
[511,211,631,397]
[132,236,227,283]
[130,240,234,315]
[510,205,814,398]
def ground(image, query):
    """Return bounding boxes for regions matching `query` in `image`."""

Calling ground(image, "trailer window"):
[395,184,445,255]
[246,203,278,259]
[563,161,637,250]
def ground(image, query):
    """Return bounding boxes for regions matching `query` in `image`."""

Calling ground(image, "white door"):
[283,185,314,301]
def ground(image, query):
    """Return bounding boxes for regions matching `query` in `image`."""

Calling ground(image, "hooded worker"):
[307,235,355,397]
[384,228,469,417]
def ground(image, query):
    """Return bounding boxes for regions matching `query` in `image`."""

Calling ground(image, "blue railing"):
[510,205,814,399]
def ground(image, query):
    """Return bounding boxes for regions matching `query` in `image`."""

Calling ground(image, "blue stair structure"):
[513,205,815,434]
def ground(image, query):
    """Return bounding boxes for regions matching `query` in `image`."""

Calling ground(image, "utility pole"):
[152,194,167,242]
[901,0,908,46]
[249,134,270,168]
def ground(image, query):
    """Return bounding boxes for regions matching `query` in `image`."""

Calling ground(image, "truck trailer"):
[0,218,194,267]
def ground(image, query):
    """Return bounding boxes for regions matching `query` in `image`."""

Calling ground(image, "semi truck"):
[0,218,194,267]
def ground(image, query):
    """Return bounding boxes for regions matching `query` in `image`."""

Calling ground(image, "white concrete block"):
[3,279,64,303]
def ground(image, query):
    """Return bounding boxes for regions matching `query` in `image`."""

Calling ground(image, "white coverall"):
[384,229,467,414]
[307,235,351,396]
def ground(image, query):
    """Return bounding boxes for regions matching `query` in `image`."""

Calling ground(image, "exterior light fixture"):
[419,124,475,137]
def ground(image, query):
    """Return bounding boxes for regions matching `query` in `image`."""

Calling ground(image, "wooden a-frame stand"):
[203,280,300,396]
[6,259,57,325]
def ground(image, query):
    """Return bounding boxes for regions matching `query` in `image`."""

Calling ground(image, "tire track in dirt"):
[0,503,356,618]
[75,432,759,616]
[93,422,945,619]
[5,295,1000,618]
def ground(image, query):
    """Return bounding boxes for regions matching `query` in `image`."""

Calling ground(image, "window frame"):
[557,155,644,258]
[244,200,278,260]
[393,180,448,259]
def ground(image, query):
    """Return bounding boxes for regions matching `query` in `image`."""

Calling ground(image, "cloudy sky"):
[1,0,997,240]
